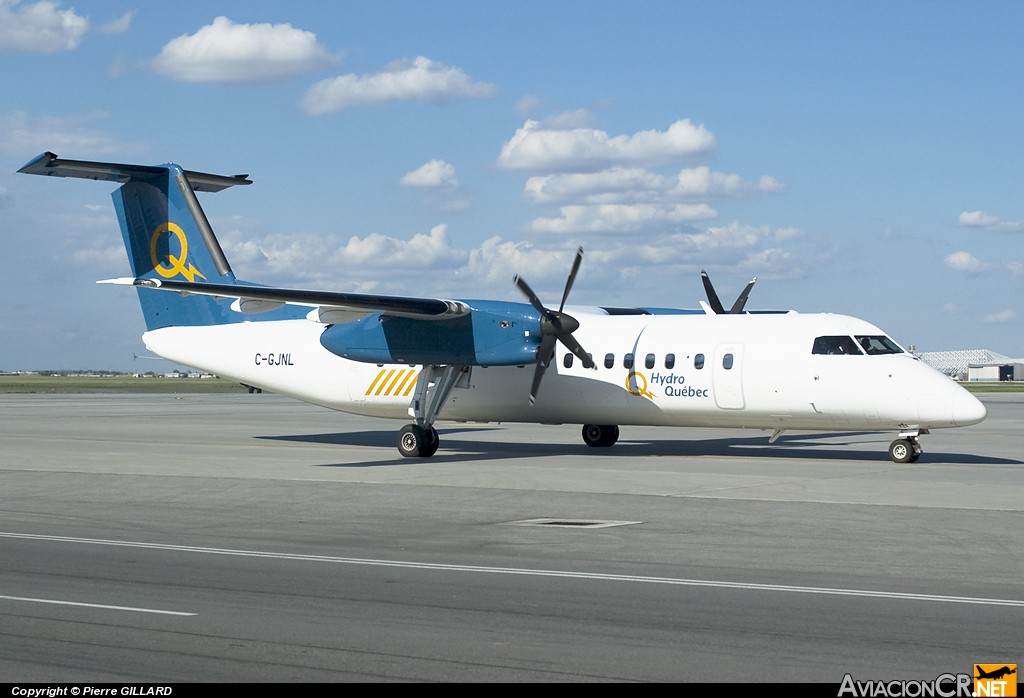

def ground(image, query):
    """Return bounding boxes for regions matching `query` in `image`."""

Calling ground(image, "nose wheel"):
[889,436,922,463]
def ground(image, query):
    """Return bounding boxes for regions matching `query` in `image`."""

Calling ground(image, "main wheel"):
[889,438,915,464]
[582,424,619,448]
[421,426,440,457]
[398,424,440,458]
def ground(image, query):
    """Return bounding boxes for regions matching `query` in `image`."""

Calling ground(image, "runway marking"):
[0,594,196,616]
[3,531,1024,609]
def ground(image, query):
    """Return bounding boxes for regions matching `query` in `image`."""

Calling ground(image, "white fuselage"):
[142,309,986,434]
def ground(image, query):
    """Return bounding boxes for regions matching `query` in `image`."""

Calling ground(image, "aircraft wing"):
[100,277,471,320]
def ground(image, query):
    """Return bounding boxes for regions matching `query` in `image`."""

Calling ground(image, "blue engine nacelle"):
[319,300,542,366]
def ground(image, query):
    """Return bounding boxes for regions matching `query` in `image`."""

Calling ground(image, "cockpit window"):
[856,335,904,355]
[812,336,864,355]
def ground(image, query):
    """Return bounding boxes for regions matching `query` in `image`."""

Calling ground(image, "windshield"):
[855,335,904,355]
[812,336,863,355]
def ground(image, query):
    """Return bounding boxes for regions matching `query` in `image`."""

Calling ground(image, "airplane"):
[18,152,987,462]
[976,666,1017,681]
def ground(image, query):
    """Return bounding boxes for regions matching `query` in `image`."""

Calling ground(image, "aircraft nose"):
[952,387,987,426]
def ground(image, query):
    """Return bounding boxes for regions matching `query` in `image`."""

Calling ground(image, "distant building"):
[967,363,1024,382]
[917,349,1024,381]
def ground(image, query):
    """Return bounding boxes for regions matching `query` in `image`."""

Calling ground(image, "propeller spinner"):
[514,247,595,403]
[700,270,757,314]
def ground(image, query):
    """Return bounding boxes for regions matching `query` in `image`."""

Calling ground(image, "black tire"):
[421,427,440,458]
[582,424,620,448]
[398,424,440,458]
[398,424,426,458]
[889,438,915,464]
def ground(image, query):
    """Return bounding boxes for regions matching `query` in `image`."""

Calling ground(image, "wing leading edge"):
[100,278,471,320]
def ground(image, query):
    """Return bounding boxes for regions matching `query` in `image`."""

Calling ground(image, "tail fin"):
[19,152,251,330]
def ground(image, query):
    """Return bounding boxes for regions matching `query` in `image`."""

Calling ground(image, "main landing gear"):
[582,424,619,448]
[888,429,925,463]
[396,364,465,458]
[398,424,439,458]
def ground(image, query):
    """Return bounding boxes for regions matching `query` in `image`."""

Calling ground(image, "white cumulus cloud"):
[152,16,334,83]
[214,220,824,302]
[303,56,495,115]
[459,237,592,289]
[498,119,716,173]
[685,222,778,253]
[400,160,458,188]
[945,250,984,273]
[99,11,132,35]
[0,0,88,52]
[525,166,783,204]
[529,203,717,234]
[983,309,1016,324]
[958,210,1024,232]
[335,224,460,269]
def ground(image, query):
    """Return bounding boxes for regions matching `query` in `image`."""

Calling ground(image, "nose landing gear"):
[889,429,925,463]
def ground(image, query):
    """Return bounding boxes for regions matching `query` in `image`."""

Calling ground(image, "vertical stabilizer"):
[19,152,254,330]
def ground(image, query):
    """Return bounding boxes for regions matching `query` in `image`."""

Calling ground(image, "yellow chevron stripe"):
[383,369,406,396]
[393,369,415,396]
[402,373,419,397]
[374,369,397,396]
[364,368,387,396]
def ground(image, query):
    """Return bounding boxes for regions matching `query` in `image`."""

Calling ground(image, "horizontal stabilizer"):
[131,278,471,320]
[18,152,251,192]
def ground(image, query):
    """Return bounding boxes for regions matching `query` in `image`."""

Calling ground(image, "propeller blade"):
[514,274,549,318]
[515,247,594,403]
[529,335,557,403]
[728,276,757,314]
[700,270,726,315]
[559,247,583,313]
[559,332,594,369]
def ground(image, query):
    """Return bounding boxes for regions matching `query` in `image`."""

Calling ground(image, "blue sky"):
[1,1,1022,371]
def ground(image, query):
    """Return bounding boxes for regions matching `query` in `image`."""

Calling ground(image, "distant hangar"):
[917,349,1024,381]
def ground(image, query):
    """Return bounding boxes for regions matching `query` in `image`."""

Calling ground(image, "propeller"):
[514,247,595,403]
[700,270,757,314]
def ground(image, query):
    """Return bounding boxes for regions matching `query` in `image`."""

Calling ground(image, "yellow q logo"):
[625,371,655,400]
[149,223,205,282]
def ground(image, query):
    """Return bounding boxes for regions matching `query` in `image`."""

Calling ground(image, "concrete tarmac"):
[1,393,1022,682]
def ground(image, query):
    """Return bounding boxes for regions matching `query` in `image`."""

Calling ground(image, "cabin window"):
[623,353,634,369]
[563,353,573,369]
[723,353,734,370]
[645,353,656,369]
[855,335,904,355]
[604,353,615,369]
[665,353,676,369]
[812,336,864,355]
[694,353,705,369]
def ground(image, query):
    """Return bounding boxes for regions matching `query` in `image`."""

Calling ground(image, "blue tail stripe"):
[19,152,307,330]
[108,164,303,329]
